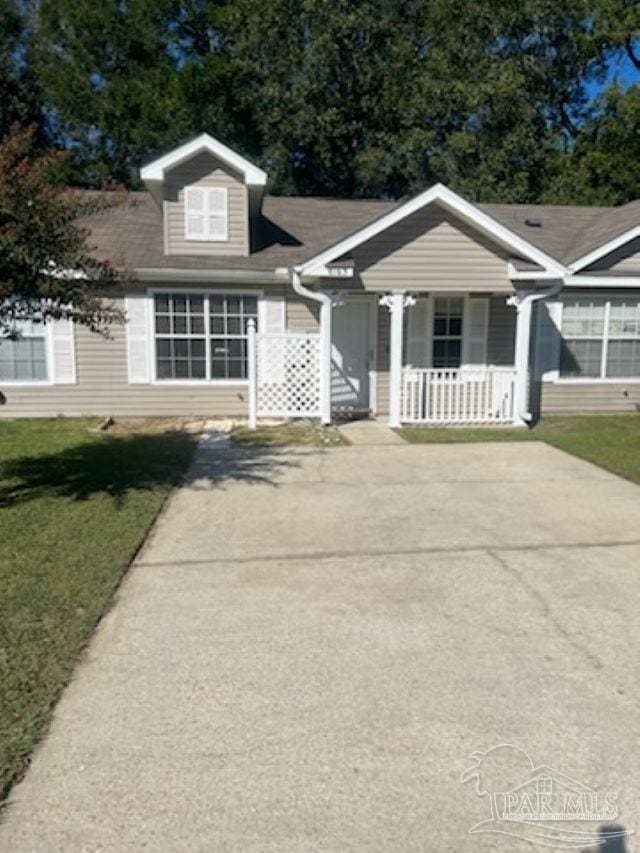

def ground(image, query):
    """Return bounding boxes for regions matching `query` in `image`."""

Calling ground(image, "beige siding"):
[487,296,516,366]
[585,237,640,273]
[376,305,390,415]
[164,152,248,256]
[540,382,640,413]
[351,205,514,292]
[286,287,319,332]
[0,284,310,419]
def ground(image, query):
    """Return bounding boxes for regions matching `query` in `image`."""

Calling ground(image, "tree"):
[542,84,640,204]
[28,0,640,203]
[0,125,128,333]
[0,0,46,143]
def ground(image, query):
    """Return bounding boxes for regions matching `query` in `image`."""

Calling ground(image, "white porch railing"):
[401,367,517,424]
[248,321,322,427]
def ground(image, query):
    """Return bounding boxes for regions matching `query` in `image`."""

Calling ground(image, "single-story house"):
[2,133,640,426]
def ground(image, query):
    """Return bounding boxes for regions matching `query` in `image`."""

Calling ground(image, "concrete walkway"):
[2,440,640,851]
[338,418,405,445]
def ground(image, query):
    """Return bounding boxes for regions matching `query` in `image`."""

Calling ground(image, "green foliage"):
[0,125,130,332]
[543,85,640,204]
[1,0,639,202]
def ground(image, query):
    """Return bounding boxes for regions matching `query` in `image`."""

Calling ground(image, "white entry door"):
[331,298,372,410]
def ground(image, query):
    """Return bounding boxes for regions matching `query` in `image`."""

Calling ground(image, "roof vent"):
[525,217,542,227]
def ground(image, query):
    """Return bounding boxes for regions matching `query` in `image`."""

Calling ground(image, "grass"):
[399,414,640,485]
[230,421,347,447]
[0,418,197,800]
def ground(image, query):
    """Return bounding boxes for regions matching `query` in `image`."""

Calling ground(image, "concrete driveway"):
[2,438,640,852]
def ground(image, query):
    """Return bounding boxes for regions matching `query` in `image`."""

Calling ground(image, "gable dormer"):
[140,134,267,258]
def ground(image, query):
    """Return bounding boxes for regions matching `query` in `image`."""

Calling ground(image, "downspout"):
[508,278,564,424]
[291,267,332,425]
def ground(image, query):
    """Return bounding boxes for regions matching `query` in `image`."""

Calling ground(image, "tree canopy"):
[2,0,639,204]
[0,125,126,333]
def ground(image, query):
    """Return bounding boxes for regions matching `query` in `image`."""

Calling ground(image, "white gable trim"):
[140,133,267,187]
[568,224,640,273]
[297,183,567,277]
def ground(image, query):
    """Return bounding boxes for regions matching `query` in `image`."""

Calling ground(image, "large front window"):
[432,297,463,368]
[0,320,48,382]
[560,296,640,379]
[154,292,258,381]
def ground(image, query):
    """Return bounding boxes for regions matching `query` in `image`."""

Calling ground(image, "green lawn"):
[399,414,640,485]
[0,419,196,799]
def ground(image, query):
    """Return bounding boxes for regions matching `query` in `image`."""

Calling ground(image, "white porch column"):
[319,296,332,425]
[511,295,533,426]
[387,291,406,428]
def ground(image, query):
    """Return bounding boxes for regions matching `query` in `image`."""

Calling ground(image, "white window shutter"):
[50,319,76,384]
[463,297,489,368]
[125,295,151,383]
[534,299,562,381]
[406,297,431,368]
[260,294,286,334]
[184,187,206,239]
[207,188,228,240]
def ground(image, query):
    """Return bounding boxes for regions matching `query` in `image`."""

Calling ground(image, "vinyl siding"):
[584,237,640,273]
[286,286,319,332]
[0,285,318,419]
[540,382,640,413]
[350,205,514,292]
[164,152,249,257]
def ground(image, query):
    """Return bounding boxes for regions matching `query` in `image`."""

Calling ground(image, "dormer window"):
[184,186,228,241]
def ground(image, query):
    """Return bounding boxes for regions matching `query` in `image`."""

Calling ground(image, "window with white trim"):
[184,186,228,241]
[560,296,640,379]
[0,320,48,382]
[154,293,258,381]
[432,297,463,368]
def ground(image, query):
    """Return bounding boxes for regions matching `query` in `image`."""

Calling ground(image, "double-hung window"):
[184,187,228,241]
[0,320,48,382]
[560,296,640,379]
[432,297,463,369]
[154,293,258,381]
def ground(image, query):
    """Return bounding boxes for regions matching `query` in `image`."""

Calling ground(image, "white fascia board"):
[564,274,640,287]
[140,134,267,186]
[568,224,640,272]
[298,183,567,277]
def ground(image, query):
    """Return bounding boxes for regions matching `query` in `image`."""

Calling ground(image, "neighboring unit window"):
[184,186,228,241]
[606,299,640,377]
[432,297,463,368]
[0,320,48,382]
[560,296,640,379]
[154,293,258,381]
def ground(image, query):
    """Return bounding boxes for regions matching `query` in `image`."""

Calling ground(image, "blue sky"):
[585,50,640,98]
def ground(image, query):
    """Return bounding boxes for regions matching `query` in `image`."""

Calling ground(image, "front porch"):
[247,289,532,429]
[330,291,524,427]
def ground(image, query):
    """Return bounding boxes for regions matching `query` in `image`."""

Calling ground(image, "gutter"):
[291,266,332,424]
[508,278,564,423]
[134,268,288,284]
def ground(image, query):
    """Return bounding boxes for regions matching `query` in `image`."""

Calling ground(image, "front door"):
[331,298,372,410]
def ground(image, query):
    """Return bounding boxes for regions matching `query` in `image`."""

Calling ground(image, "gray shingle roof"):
[80,190,638,273]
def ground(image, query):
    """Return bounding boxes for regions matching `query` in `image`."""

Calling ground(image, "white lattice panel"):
[256,333,321,418]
